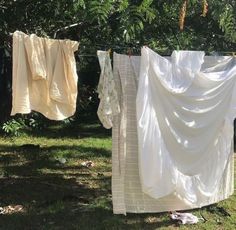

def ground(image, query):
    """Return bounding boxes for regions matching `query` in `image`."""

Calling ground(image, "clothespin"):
[127,47,132,57]
[176,45,180,52]
[107,48,112,57]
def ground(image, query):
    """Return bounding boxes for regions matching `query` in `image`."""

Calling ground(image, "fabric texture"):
[11,31,79,120]
[97,51,120,128]
[111,51,234,215]
[137,47,236,205]
[170,211,201,224]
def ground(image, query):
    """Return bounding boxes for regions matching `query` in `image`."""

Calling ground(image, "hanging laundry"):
[97,50,120,128]
[137,47,236,204]
[111,52,142,214]
[11,31,79,120]
[98,50,235,215]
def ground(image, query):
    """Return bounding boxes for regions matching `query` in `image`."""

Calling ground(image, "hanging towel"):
[111,51,234,215]
[137,47,236,204]
[11,31,79,120]
[24,34,47,80]
[97,50,120,128]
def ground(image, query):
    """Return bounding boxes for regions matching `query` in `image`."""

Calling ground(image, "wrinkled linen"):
[137,47,236,205]
[11,31,79,120]
[97,51,120,128]
[110,52,234,215]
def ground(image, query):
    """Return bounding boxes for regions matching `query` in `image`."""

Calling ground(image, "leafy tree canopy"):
[0,0,235,53]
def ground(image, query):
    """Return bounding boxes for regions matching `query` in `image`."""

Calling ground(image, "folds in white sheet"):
[136,47,236,204]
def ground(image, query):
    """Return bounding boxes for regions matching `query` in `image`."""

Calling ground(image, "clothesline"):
[1,32,235,57]
[97,47,236,215]
[79,43,236,56]
[77,50,236,58]
[77,54,97,57]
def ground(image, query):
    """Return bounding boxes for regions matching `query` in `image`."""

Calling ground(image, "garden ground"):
[0,121,235,230]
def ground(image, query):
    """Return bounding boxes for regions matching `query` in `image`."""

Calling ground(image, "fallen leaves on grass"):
[0,205,25,215]
[81,161,95,168]
[144,216,159,223]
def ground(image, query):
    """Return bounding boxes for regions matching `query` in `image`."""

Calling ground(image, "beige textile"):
[11,31,79,120]
[112,52,234,215]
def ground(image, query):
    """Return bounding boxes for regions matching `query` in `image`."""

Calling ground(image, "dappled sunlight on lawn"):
[0,124,235,229]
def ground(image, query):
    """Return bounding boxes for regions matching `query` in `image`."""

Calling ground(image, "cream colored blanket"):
[11,31,79,120]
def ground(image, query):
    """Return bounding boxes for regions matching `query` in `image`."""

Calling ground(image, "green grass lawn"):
[0,121,235,230]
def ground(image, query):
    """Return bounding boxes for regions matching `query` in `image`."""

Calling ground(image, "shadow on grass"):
[0,139,117,229]
[0,206,177,230]
[0,121,184,230]
[28,121,112,140]
[0,148,111,229]
[0,206,176,230]
[0,145,227,229]
[0,144,111,160]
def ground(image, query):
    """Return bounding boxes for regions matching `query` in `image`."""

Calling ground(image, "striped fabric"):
[111,52,234,215]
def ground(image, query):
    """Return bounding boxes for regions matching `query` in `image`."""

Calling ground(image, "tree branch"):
[53,22,84,38]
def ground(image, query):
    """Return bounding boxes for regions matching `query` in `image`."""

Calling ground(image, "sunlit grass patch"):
[0,122,235,229]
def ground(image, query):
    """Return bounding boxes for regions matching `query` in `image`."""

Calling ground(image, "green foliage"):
[218,4,236,42]
[0,0,235,52]
[24,113,49,131]
[2,118,25,136]
[1,113,50,136]
[87,0,113,24]
[27,117,45,130]
[77,84,99,115]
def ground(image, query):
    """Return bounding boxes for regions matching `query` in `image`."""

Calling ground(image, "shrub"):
[2,118,26,136]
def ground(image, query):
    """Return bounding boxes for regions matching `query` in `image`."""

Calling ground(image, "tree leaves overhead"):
[218,3,236,42]
[0,0,235,51]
